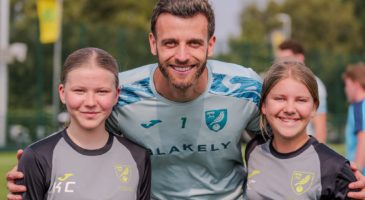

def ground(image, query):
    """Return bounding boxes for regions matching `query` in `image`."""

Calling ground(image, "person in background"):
[343,62,365,175]
[246,59,358,199]
[6,1,365,199]
[276,39,328,143]
[15,47,151,200]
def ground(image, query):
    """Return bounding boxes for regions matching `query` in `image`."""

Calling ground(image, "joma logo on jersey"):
[141,120,162,128]
[57,173,73,181]
[291,171,315,195]
[51,173,76,193]
[205,109,227,132]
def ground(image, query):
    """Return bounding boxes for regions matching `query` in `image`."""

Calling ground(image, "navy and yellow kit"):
[17,129,151,200]
[245,136,357,200]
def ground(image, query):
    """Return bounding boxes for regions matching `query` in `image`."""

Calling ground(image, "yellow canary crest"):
[114,165,131,183]
[291,171,315,195]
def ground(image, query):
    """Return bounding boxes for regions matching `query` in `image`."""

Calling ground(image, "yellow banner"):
[270,30,286,55]
[37,0,61,44]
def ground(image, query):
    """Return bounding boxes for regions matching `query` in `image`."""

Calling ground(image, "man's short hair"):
[278,39,305,55]
[342,62,365,90]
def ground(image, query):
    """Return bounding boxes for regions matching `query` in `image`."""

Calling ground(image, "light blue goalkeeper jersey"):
[107,60,262,200]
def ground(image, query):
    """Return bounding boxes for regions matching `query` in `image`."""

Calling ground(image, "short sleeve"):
[106,106,123,136]
[333,162,358,200]
[17,147,49,200]
[353,101,365,133]
[138,152,151,200]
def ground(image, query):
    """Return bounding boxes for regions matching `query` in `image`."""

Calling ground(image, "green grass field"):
[0,144,345,199]
[0,151,17,199]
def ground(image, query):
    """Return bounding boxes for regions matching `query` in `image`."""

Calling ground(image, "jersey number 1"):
[181,117,187,128]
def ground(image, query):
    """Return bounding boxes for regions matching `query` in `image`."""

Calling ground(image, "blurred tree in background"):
[353,0,365,50]
[218,0,364,71]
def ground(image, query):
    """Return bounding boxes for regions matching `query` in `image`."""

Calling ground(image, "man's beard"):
[157,54,207,91]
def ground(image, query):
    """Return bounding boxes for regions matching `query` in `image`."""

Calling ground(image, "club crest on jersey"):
[114,165,131,183]
[205,109,227,132]
[291,171,314,195]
